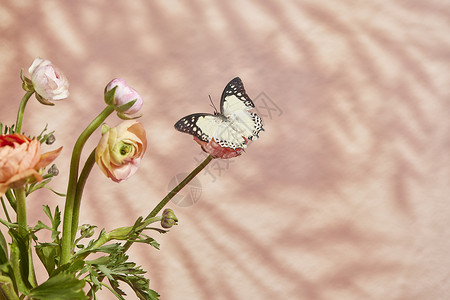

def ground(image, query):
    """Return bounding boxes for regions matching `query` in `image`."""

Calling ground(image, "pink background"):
[1,1,450,299]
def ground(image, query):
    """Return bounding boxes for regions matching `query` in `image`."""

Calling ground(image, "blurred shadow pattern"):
[0,0,450,299]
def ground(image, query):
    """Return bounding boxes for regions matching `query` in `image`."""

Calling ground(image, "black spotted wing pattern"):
[174,113,218,143]
[174,77,264,149]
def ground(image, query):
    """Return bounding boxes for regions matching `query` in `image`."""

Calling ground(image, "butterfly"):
[174,77,264,150]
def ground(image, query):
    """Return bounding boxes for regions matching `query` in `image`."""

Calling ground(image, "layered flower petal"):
[0,133,62,196]
[95,121,147,183]
[29,58,69,103]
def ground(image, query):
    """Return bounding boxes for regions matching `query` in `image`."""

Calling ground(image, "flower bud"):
[161,209,178,228]
[105,78,143,119]
[28,58,69,105]
[79,224,95,238]
[45,134,56,145]
[47,164,59,176]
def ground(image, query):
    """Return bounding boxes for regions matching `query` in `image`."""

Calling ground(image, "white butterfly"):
[174,77,264,150]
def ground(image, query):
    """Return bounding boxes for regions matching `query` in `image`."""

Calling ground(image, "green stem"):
[14,91,34,134]
[75,154,213,259]
[60,106,114,266]
[71,149,96,245]
[87,216,162,251]
[122,154,214,252]
[13,188,37,288]
[14,188,27,239]
[0,275,20,300]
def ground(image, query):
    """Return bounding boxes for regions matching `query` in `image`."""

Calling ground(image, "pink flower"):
[0,133,62,196]
[193,136,246,159]
[95,121,147,183]
[105,78,143,118]
[28,58,69,103]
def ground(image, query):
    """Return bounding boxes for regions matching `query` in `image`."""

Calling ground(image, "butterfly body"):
[175,77,263,150]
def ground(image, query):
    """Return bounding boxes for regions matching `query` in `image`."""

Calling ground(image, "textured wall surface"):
[1,1,450,299]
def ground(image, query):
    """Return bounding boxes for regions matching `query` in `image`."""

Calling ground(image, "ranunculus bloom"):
[193,136,246,159]
[0,133,62,196]
[29,58,69,102]
[95,121,147,183]
[105,78,143,117]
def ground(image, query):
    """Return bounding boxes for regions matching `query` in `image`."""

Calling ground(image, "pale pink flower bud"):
[28,58,69,103]
[95,121,147,183]
[0,133,62,196]
[105,78,143,117]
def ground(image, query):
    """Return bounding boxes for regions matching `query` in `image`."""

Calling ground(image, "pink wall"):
[1,1,449,299]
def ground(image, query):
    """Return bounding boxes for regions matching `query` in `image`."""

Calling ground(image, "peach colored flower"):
[193,136,246,159]
[95,121,147,183]
[0,133,62,196]
[29,57,69,103]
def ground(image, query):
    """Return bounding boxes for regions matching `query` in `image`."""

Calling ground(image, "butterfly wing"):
[220,77,255,115]
[218,77,264,142]
[174,113,221,143]
[174,112,250,149]
[174,78,264,150]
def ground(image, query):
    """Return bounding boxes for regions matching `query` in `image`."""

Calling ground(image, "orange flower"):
[0,133,62,196]
[193,136,246,159]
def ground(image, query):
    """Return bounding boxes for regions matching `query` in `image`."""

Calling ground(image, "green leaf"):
[116,112,142,120]
[9,229,33,293]
[84,250,159,300]
[35,93,55,106]
[41,205,61,242]
[35,243,59,276]
[104,86,117,106]
[0,229,9,264]
[27,178,52,195]
[114,99,137,113]
[28,272,87,300]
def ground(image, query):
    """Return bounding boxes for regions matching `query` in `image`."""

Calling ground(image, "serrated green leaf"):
[35,243,59,276]
[29,272,87,300]
[42,205,52,220]
[40,205,61,242]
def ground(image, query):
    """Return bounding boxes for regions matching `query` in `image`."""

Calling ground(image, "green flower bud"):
[161,209,178,228]
[79,224,95,238]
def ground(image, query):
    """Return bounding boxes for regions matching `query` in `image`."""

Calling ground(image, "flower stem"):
[60,106,114,266]
[122,154,214,252]
[14,91,34,134]
[15,188,27,239]
[14,187,37,288]
[70,149,96,245]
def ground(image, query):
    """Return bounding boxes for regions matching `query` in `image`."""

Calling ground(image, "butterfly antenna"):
[209,95,218,114]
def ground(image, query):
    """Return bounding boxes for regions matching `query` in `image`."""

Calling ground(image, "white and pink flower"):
[105,78,143,118]
[29,58,69,103]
